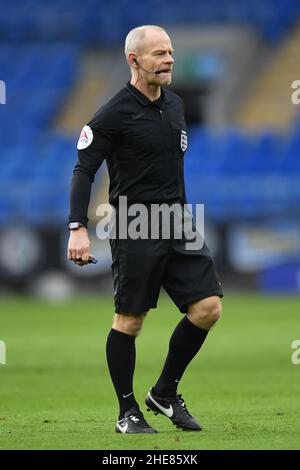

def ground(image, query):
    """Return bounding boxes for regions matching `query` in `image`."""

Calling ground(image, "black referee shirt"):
[69,82,188,226]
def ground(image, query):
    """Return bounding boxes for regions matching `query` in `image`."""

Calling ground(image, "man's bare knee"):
[112,312,147,336]
[187,296,222,330]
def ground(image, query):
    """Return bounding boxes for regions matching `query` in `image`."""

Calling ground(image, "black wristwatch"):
[68,222,86,231]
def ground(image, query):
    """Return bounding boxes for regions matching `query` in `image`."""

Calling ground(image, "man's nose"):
[165,55,174,64]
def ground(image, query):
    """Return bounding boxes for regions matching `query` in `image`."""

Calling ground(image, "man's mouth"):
[157,68,172,74]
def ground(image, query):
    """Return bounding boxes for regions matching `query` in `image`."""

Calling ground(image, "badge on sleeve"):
[77,125,93,150]
[181,130,187,151]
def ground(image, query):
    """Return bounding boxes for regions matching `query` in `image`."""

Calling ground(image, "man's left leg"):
[153,296,221,395]
[146,296,222,430]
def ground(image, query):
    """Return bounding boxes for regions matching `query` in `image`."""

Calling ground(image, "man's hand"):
[67,227,90,266]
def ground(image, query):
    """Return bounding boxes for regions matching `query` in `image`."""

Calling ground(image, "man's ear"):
[128,53,138,67]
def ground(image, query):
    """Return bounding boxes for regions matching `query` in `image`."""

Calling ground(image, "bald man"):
[68,25,223,434]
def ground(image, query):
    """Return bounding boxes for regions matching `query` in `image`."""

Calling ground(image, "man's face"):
[138,30,174,86]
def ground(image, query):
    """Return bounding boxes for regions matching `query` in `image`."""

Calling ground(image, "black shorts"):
[110,234,223,315]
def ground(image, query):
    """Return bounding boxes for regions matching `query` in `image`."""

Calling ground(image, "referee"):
[68,25,223,434]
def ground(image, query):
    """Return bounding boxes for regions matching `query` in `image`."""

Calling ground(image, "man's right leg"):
[106,312,157,433]
[106,312,145,418]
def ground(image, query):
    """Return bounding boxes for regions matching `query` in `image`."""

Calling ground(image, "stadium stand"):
[236,22,300,130]
[1,0,300,44]
[0,44,79,224]
[1,0,300,227]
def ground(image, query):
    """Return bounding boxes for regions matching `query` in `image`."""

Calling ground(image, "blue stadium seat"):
[0,44,79,225]
[1,5,300,226]
[184,127,300,223]
[0,0,300,43]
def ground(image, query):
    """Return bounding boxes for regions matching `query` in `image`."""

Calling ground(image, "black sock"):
[106,328,139,419]
[153,316,209,397]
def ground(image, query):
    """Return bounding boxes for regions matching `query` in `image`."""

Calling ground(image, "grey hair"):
[124,25,167,62]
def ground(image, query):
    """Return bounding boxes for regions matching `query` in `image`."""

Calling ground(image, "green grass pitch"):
[0,294,299,450]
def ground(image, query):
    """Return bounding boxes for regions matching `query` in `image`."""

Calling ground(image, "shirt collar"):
[126,82,170,108]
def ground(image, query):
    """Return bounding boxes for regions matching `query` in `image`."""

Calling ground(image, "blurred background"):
[1,0,300,299]
[1,0,300,452]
